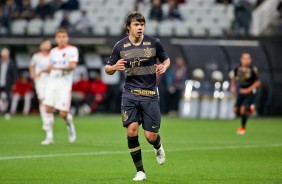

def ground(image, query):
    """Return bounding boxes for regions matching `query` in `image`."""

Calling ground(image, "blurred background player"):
[42,28,78,144]
[0,48,18,120]
[105,12,170,181]
[71,73,89,116]
[10,72,33,115]
[231,51,261,135]
[78,71,107,115]
[29,39,55,145]
[164,56,187,115]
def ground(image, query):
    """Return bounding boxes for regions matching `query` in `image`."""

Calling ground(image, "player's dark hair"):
[125,11,145,34]
[40,38,50,44]
[241,51,251,57]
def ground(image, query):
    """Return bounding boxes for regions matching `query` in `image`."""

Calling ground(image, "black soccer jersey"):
[107,35,169,101]
[234,65,259,88]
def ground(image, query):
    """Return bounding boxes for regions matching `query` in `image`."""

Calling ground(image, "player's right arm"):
[231,76,236,94]
[29,64,36,81]
[105,42,126,75]
[29,54,37,80]
[230,68,237,94]
[105,59,127,75]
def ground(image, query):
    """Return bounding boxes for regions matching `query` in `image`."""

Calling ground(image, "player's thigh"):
[43,88,55,107]
[35,83,46,100]
[55,89,72,112]
[235,94,245,108]
[140,100,161,133]
[242,94,255,110]
[121,98,141,128]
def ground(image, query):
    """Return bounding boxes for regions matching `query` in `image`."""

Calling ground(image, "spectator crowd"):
[0,0,268,37]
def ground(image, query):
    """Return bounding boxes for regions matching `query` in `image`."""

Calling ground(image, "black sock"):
[149,134,161,150]
[127,136,144,172]
[241,115,248,128]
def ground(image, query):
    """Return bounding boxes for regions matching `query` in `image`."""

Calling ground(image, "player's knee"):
[127,123,139,137]
[59,111,68,119]
[240,106,246,115]
[145,132,157,143]
[45,106,53,114]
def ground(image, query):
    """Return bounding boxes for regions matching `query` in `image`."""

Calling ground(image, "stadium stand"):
[1,0,238,37]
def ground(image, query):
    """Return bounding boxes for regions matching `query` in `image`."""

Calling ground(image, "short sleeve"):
[155,39,168,63]
[107,43,120,66]
[29,54,37,66]
[69,47,79,62]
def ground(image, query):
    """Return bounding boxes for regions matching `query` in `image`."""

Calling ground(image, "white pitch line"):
[0,143,281,161]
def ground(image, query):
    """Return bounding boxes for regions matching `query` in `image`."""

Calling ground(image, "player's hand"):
[155,64,167,74]
[47,65,53,71]
[30,73,36,80]
[114,59,127,71]
[240,88,250,94]
[35,72,41,78]
[230,86,236,94]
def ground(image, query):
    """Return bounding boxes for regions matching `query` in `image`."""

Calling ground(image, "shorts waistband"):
[130,89,156,96]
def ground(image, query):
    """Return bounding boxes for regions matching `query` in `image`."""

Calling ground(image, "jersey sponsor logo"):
[123,43,131,48]
[144,47,153,58]
[143,42,151,46]
[121,111,128,122]
[129,57,148,68]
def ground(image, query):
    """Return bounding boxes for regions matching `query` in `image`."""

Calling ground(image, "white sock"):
[39,104,46,123]
[65,113,73,126]
[46,129,53,140]
[40,104,54,140]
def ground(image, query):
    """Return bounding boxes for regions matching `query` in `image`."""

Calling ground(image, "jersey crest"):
[121,111,128,121]
[144,47,153,58]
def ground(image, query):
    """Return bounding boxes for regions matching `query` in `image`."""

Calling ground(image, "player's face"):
[240,53,252,67]
[55,32,69,48]
[1,51,9,61]
[128,20,144,38]
[40,41,51,52]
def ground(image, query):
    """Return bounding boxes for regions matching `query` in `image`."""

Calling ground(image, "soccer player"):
[105,12,170,181]
[42,28,78,144]
[29,39,55,145]
[231,51,261,135]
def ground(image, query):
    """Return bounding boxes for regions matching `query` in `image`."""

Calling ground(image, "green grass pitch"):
[0,115,281,184]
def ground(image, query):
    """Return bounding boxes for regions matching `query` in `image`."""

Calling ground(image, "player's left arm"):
[155,58,170,74]
[52,61,77,71]
[155,39,170,74]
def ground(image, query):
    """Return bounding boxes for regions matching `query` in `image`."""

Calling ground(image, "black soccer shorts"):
[235,93,255,110]
[121,97,161,133]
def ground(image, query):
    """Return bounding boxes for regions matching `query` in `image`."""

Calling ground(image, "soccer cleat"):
[67,122,76,143]
[237,127,246,135]
[132,171,146,181]
[41,138,54,145]
[154,144,166,165]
